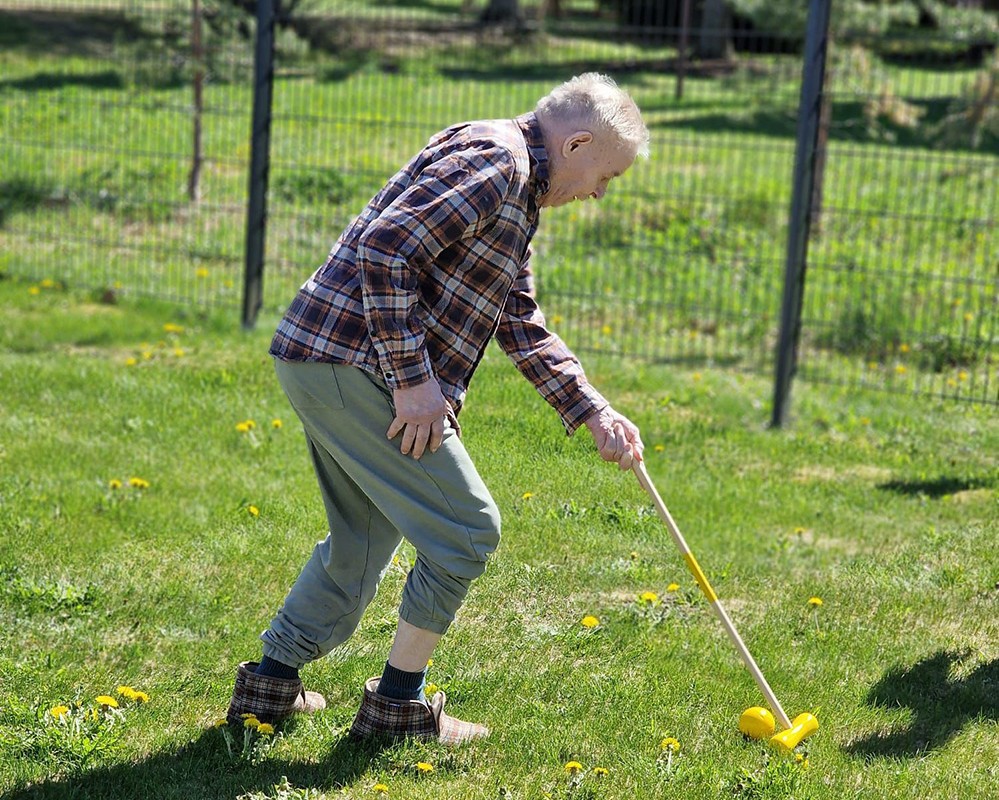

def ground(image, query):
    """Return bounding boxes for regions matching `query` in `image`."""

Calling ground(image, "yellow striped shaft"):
[634,461,794,730]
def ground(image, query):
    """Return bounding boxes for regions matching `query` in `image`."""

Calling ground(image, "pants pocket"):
[276,361,345,411]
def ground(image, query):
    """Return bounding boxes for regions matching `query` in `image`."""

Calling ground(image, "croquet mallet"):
[632,460,818,751]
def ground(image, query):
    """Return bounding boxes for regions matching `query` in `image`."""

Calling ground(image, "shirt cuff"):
[556,385,609,436]
[379,350,435,389]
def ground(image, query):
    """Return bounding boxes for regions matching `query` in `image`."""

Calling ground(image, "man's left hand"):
[584,406,644,471]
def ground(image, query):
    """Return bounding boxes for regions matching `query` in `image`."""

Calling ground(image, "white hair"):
[535,72,650,159]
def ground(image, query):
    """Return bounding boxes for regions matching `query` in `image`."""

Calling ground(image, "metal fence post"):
[242,0,277,330]
[771,0,832,427]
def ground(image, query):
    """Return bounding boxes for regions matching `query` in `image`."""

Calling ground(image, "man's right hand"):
[388,380,447,459]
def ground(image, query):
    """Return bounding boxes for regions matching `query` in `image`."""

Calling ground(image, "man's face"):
[541,129,637,209]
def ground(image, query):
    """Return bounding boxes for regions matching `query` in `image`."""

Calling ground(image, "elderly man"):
[227,73,648,744]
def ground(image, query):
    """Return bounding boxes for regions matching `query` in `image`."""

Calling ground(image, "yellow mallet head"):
[770,712,819,752]
[738,706,776,739]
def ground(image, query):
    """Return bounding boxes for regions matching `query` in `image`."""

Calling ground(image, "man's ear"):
[561,130,593,158]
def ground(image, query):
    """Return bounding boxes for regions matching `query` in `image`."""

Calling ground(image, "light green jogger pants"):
[260,360,501,669]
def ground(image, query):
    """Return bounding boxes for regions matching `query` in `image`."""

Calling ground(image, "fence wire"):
[0,0,253,307]
[0,0,995,406]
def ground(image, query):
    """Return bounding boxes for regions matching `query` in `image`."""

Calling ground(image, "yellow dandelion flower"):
[867,361,878,370]
[795,753,804,763]
[592,766,609,777]
[894,364,907,375]
[212,718,229,728]
[244,717,260,729]
[271,418,283,429]
[794,526,806,535]
[425,682,439,696]
[40,278,57,288]
[235,422,250,433]
[899,343,910,354]
[661,737,681,752]
[142,350,154,360]
[195,268,210,278]
[666,582,680,592]
[963,312,974,322]
[564,761,583,774]
[947,378,958,387]
[427,659,433,667]
[522,491,533,500]
[808,596,823,607]
[132,691,150,703]
[173,348,185,357]
[129,477,150,489]
[96,695,119,708]
[372,784,389,795]
[692,372,702,381]
[958,371,969,382]
[29,286,41,295]
[630,550,639,559]
[109,479,122,490]
[415,762,434,774]
[552,315,564,325]
[163,323,185,334]
[117,685,137,700]
[860,417,871,426]
[49,705,70,719]
[240,713,258,720]
[256,723,275,735]
[244,419,257,430]
[654,444,665,452]
[601,324,613,335]
[580,615,599,629]
[247,505,260,517]
[124,357,138,366]
[639,591,659,605]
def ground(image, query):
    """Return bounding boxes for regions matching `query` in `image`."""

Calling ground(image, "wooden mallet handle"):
[633,461,794,730]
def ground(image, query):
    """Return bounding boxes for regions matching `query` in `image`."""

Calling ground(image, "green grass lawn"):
[1,275,996,799]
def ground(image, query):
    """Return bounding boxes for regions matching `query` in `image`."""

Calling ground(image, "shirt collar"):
[517,112,550,202]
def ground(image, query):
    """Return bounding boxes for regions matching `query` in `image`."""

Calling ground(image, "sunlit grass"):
[1,277,996,798]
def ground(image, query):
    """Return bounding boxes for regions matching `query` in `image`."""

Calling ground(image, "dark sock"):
[255,656,299,680]
[377,661,426,701]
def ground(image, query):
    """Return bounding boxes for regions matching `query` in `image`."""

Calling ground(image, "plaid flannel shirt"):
[270,112,608,434]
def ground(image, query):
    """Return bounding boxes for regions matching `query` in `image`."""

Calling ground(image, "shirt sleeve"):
[356,146,514,389]
[494,246,609,435]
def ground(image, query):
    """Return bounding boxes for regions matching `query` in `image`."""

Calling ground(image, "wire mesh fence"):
[800,34,996,404]
[0,0,253,307]
[0,0,995,406]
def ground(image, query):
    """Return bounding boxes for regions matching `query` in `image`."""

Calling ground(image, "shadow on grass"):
[0,9,150,58]
[847,650,999,760]
[4,725,395,800]
[655,98,999,155]
[0,71,124,92]
[877,473,996,498]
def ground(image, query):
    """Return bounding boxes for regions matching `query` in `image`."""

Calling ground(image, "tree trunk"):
[480,0,522,24]
[697,0,733,60]
[188,0,205,203]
